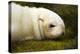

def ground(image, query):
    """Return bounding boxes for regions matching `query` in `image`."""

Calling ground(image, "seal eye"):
[49,24,55,28]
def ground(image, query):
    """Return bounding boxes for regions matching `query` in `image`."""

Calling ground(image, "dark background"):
[9,1,78,53]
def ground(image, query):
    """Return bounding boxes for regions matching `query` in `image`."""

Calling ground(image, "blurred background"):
[9,1,78,53]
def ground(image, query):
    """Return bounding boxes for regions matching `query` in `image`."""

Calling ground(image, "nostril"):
[62,32,64,35]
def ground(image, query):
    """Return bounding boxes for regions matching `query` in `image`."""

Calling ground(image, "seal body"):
[11,3,65,41]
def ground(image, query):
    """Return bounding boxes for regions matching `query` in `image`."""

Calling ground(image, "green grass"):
[11,37,77,52]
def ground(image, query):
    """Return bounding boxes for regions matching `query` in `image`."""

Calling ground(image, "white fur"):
[11,3,65,41]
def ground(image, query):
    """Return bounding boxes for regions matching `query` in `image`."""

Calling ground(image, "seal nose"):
[62,32,64,35]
